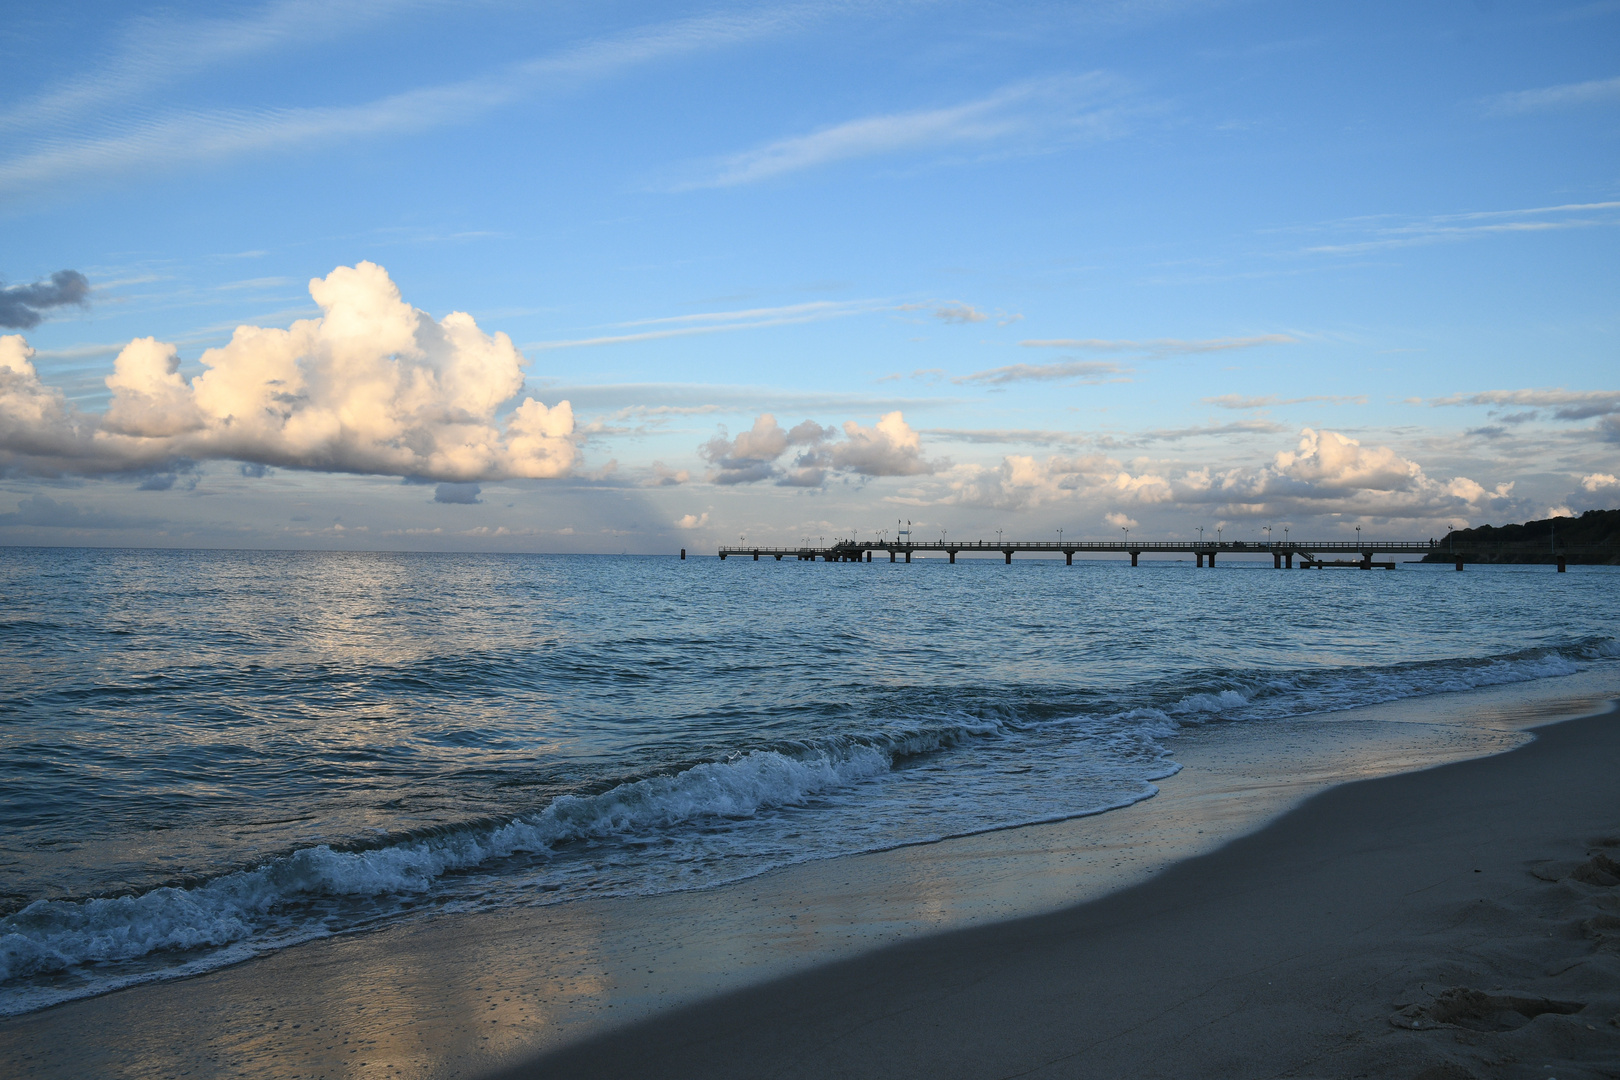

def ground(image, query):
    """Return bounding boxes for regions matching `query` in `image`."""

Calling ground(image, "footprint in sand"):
[1390,988,1585,1032]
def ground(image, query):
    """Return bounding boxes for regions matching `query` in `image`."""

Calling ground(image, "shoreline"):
[513,681,1620,1080]
[4,668,1619,1078]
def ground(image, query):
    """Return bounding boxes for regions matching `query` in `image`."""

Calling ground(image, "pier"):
[715,538,1592,571]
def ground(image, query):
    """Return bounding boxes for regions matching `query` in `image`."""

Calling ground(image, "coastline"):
[4,668,1619,1079]
[512,681,1620,1080]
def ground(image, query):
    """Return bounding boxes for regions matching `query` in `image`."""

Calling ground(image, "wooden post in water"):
[680,548,685,560]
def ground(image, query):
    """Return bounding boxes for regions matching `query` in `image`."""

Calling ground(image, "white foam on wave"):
[3,635,1614,1014]
[0,724,978,997]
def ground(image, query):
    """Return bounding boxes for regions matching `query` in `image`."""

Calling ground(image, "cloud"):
[1103,511,1138,530]
[700,413,834,485]
[0,5,824,197]
[937,428,1514,520]
[676,74,1122,188]
[529,300,885,351]
[1303,202,1620,255]
[1486,75,1620,115]
[1582,473,1619,492]
[1425,388,1620,420]
[0,262,576,482]
[953,360,1129,386]
[922,420,1284,450]
[1205,393,1367,409]
[0,493,159,530]
[433,482,482,504]
[698,411,938,484]
[932,302,987,324]
[674,512,709,530]
[0,0,440,134]
[826,412,939,477]
[1096,419,1288,446]
[640,461,690,487]
[0,271,91,329]
[1019,334,1296,355]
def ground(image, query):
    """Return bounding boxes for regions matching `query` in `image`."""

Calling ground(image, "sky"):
[1,0,1617,553]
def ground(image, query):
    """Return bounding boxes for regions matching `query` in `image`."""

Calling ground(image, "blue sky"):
[1,0,1617,551]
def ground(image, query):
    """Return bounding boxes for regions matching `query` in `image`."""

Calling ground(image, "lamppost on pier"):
[1197,526,1204,545]
[1356,525,1362,548]
[1264,525,1272,546]
[1056,528,1063,545]
[997,529,1003,546]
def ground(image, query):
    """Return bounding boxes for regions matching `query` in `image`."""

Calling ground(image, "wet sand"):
[512,691,1620,1080]
[4,670,1619,1079]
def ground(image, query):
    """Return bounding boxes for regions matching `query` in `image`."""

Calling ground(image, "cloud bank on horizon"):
[1,254,1610,544]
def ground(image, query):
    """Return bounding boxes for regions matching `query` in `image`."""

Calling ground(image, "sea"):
[1,547,1617,1016]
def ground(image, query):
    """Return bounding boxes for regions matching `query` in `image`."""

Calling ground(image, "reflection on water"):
[1,548,1617,1013]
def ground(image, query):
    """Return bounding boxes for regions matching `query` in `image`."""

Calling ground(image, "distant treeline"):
[1422,508,1620,565]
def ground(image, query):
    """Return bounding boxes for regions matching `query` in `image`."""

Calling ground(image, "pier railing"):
[715,537,1607,571]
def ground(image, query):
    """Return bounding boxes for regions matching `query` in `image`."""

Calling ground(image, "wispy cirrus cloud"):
[526,299,886,350]
[953,360,1130,386]
[1206,393,1367,409]
[1485,74,1620,116]
[0,5,832,198]
[1019,333,1296,354]
[669,74,1126,189]
[1303,201,1620,255]
[0,0,446,134]
[1424,388,1620,420]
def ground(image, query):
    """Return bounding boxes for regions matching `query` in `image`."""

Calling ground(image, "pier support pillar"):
[1195,552,1203,568]
[1558,555,1567,572]
[1130,551,1139,567]
[1065,551,1073,566]
[753,550,759,561]
[865,551,871,562]
[905,550,911,563]
[719,552,726,560]
[1455,557,1464,571]
[890,550,895,563]
[1208,551,1215,567]
[1286,553,1293,569]
[1004,550,1012,565]
[680,549,685,560]
[949,550,956,564]
[775,554,782,561]
[1273,552,1282,569]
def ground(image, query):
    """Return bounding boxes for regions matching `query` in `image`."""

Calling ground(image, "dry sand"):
[511,697,1620,1080]
[4,671,1619,1079]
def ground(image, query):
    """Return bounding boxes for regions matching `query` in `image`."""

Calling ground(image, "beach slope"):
[502,705,1620,1080]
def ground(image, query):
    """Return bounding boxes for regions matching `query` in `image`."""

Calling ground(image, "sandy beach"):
[515,692,1620,1079]
[4,671,1619,1080]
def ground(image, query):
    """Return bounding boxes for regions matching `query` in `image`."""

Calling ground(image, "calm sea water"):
[1,547,1616,1014]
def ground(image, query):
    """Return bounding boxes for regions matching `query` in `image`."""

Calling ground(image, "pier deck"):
[715,539,1594,571]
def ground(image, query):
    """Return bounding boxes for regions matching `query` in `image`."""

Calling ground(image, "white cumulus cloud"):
[0,262,576,483]
[698,410,939,486]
